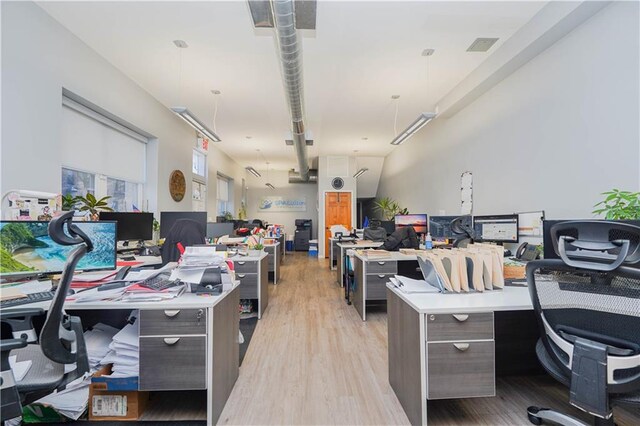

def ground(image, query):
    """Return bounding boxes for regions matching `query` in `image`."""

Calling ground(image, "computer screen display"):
[0,220,117,277]
[160,211,207,238]
[429,216,459,239]
[206,222,235,239]
[473,214,519,243]
[395,214,428,234]
[99,212,153,241]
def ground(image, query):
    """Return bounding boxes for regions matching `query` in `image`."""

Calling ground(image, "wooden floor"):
[219,253,640,426]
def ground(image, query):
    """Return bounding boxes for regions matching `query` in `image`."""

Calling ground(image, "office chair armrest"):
[0,338,28,353]
[1,308,44,343]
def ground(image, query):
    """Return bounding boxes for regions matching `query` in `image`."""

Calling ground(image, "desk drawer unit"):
[139,309,206,336]
[366,274,393,300]
[426,341,495,399]
[426,312,494,342]
[139,335,206,390]
[234,260,258,273]
[366,260,397,275]
[236,273,258,299]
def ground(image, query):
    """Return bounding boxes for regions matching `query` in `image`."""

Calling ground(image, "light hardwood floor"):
[218,253,640,426]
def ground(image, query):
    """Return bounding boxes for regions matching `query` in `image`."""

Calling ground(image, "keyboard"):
[139,273,180,291]
[1,291,55,308]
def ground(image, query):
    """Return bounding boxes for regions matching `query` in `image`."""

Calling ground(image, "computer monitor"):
[0,220,117,277]
[160,211,207,238]
[380,221,396,236]
[99,212,153,241]
[206,222,235,239]
[395,214,428,235]
[543,219,640,261]
[473,214,519,243]
[429,216,459,239]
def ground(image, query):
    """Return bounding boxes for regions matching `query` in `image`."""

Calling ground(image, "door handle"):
[237,274,246,278]
[377,261,386,265]
[453,343,470,352]
[163,337,180,345]
[452,314,469,322]
[164,310,180,318]
[378,274,386,278]
[238,261,246,265]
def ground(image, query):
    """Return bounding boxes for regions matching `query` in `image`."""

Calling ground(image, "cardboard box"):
[504,264,526,280]
[89,365,148,421]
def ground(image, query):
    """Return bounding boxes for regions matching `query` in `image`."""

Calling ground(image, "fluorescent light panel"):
[353,168,368,178]
[390,112,436,145]
[170,107,221,142]
[265,183,275,189]
[246,167,261,178]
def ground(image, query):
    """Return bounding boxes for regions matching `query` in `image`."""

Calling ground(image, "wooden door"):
[325,192,352,257]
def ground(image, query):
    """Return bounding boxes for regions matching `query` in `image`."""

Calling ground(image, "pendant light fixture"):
[265,161,275,189]
[389,49,437,146]
[170,40,221,142]
[353,168,369,178]
[246,149,262,178]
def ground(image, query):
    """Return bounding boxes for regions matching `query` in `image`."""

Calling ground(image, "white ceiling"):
[38,0,546,171]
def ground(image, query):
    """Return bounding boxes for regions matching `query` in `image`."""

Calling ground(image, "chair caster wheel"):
[527,407,545,425]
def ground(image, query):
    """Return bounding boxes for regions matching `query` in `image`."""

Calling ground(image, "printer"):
[294,219,312,251]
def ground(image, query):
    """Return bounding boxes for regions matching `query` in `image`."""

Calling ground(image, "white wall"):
[378,2,639,221]
[0,1,246,218]
[246,170,318,239]
[317,156,358,257]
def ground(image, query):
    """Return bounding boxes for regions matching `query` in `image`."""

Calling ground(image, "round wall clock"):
[331,177,344,190]
[169,170,186,202]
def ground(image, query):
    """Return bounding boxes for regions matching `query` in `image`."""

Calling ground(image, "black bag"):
[363,226,387,242]
[382,226,419,251]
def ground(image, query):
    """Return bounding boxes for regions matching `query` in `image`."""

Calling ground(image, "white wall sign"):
[258,196,306,212]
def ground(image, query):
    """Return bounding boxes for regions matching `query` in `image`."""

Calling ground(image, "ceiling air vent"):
[466,38,499,52]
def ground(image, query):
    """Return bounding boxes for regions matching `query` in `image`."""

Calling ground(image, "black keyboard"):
[139,273,180,291]
[1,291,55,308]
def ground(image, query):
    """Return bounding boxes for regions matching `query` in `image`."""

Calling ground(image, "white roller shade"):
[217,176,229,201]
[61,104,146,183]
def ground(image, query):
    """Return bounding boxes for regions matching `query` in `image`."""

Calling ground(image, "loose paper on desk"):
[124,262,176,282]
[391,276,440,294]
[9,356,32,382]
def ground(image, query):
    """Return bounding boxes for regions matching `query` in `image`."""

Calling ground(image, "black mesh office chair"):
[1,211,90,422]
[526,221,640,426]
[161,218,206,265]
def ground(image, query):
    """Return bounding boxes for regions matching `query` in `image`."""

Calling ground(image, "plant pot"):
[249,250,263,257]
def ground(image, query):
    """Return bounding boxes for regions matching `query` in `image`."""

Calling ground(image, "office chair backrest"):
[363,226,386,242]
[162,219,206,264]
[382,226,419,251]
[41,211,91,364]
[527,220,640,398]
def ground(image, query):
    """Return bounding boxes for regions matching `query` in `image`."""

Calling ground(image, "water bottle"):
[425,232,433,250]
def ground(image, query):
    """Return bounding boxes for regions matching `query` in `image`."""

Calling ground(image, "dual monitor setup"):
[391,213,519,243]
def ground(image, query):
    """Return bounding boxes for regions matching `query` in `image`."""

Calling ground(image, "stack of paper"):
[101,321,139,378]
[121,284,185,302]
[180,246,227,268]
[8,356,32,382]
[390,276,441,294]
[360,249,391,258]
[33,375,91,420]
[84,323,119,370]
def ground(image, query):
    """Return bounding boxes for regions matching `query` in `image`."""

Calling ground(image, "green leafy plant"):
[593,189,640,220]
[373,197,408,220]
[61,194,78,211]
[252,243,264,251]
[238,202,247,220]
[75,193,114,219]
[223,211,234,221]
[153,218,160,233]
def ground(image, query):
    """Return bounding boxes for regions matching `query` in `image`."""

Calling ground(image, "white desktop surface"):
[354,251,417,262]
[228,252,268,262]
[386,283,533,314]
[337,241,384,249]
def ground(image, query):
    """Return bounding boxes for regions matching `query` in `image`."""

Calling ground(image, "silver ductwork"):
[272,0,310,181]
[288,169,318,183]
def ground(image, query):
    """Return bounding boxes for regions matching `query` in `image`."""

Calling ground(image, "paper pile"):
[180,246,227,268]
[390,276,440,294]
[101,321,139,378]
[34,375,91,420]
[84,323,119,370]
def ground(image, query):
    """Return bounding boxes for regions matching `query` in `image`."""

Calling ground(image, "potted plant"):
[592,189,640,219]
[373,197,408,220]
[249,242,264,257]
[223,211,234,222]
[75,193,114,220]
[61,194,78,211]
[152,218,160,243]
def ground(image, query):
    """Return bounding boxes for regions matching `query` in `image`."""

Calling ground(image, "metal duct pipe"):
[271,0,310,181]
[288,169,318,184]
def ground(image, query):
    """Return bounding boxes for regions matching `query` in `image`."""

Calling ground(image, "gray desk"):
[231,252,269,318]
[264,242,281,284]
[336,241,384,287]
[16,283,240,425]
[352,252,420,321]
[329,237,356,270]
[386,284,534,426]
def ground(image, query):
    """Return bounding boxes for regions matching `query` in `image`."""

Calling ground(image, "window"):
[107,177,141,212]
[192,180,206,212]
[216,174,233,216]
[192,149,207,179]
[62,168,95,198]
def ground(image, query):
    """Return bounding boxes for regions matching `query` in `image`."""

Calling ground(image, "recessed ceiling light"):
[245,136,252,139]
[361,137,368,141]
[211,89,221,95]
[391,95,400,100]
[467,38,499,52]
[422,48,435,56]
[173,40,188,48]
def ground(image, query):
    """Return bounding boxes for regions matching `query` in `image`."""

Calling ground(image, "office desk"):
[329,237,356,270]
[264,242,281,284]
[386,284,534,426]
[10,284,240,425]
[117,255,162,267]
[231,252,269,318]
[352,252,420,321]
[337,241,384,287]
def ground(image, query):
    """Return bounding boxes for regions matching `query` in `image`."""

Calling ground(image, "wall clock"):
[331,177,344,190]
[169,170,186,202]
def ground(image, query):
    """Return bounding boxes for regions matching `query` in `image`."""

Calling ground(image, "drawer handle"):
[238,261,246,265]
[453,314,469,322]
[377,261,386,265]
[164,310,180,318]
[238,274,246,278]
[164,337,180,345]
[453,343,470,352]
[378,274,386,278]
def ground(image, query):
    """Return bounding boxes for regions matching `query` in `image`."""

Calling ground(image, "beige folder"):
[423,253,454,292]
